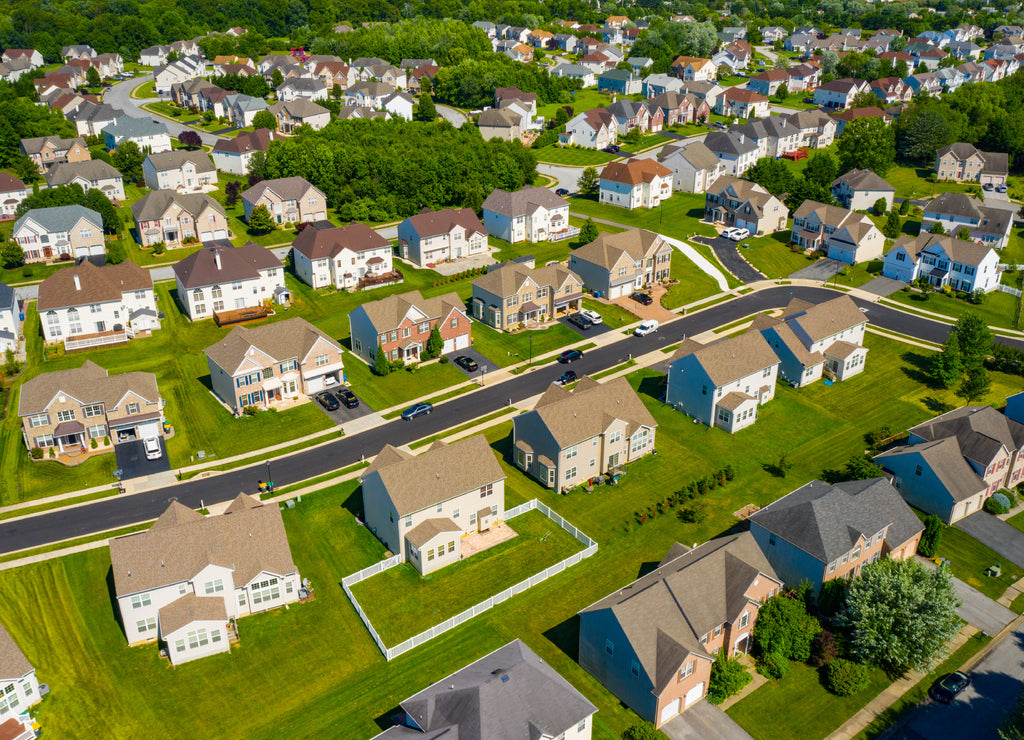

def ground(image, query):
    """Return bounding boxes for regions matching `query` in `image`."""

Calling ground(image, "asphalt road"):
[105,77,226,146]
[692,235,766,284]
[4,286,1023,555]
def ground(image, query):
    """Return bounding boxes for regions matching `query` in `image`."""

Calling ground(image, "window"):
[315,354,329,367]
[915,465,923,476]
[852,547,861,560]
[280,359,297,372]
[469,512,477,526]
[83,403,103,418]
[714,625,722,637]
[178,583,188,595]
[739,611,749,628]
[211,629,222,643]
[565,444,578,460]
[251,577,280,605]
[630,429,649,454]
[578,719,587,732]
[450,317,458,328]
[56,409,76,422]
[479,483,494,498]
[453,508,460,518]
[186,628,210,649]
[427,549,435,561]
[262,367,274,380]
[404,515,412,528]
[88,424,105,439]
[605,639,615,655]
[701,384,707,395]
[631,659,640,678]
[34,434,54,448]
[402,327,411,339]
[238,592,247,607]
[130,593,152,609]
[211,285,223,299]
[448,541,455,553]
[680,660,694,679]
[0,684,20,715]
[195,304,206,316]
[204,579,224,595]
[436,502,443,513]
[28,414,48,428]
[841,554,849,565]
[136,617,157,634]
[565,466,576,480]
[768,533,776,546]
[126,402,140,415]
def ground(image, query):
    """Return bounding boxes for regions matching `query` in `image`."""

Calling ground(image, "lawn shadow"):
[197,374,213,393]
[372,706,405,733]
[342,485,365,520]
[542,613,580,663]
[922,396,957,415]
[636,374,666,401]
[490,431,515,464]
[899,351,941,388]
[106,565,126,639]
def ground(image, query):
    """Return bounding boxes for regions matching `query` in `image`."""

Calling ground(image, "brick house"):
[348,289,471,364]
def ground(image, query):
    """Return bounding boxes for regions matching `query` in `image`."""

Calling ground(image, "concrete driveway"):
[662,701,754,740]
[692,235,765,284]
[115,439,171,480]
[790,257,846,281]
[860,276,907,297]
[957,511,1024,570]
[311,389,376,427]
[448,347,494,378]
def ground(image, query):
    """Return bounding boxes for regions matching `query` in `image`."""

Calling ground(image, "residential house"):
[224,93,269,128]
[704,176,789,235]
[2,48,43,68]
[313,61,356,90]
[813,78,870,109]
[642,73,684,98]
[935,143,1008,185]
[397,208,488,268]
[470,257,583,330]
[597,70,642,95]
[936,67,968,93]
[831,168,895,211]
[569,228,673,298]
[747,69,791,97]
[0,173,28,221]
[578,532,781,727]
[336,106,388,121]
[904,72,944,97]
[870,76,913,104]
[44,160,125,201]
[915,47,948,71]
[598,159,673,211]
[0,57,33,83]
[647,91,709,126]
[206,318,343,412]
[0,622,41,731]
[173,243,285,322]
[627,57,653,76]
[528,29,554,48]
[790,200,885,265]
[109,494,300,665]
[784,33,820,54]
[703,130,760,177]
[605,99,661,136]
[882,233,1001,294]
[560,108,618,150]
[0,282,19,356]
[761,26,788,43]
[578,52,612,74]
[513,375,657,490]
[948,40,982,60]
[153,56,205,95]
[482,187,572,244]
[241,177,326,226]
[679,81,725,110]
[719,26,747,42]
[142,150,217,193]
[18,360,162,453]
[550,63,597,88]
[729,115,801,159]
[748,478,923,591]
[406,65,439,94]
[553,34,579,54]
[784,109,837,149]
[372,639,597,739]
[131,191,228,248]
[494,88,537,118]
[666,331,780,433]
[12,205,104,262]
[787,63,822,91]
[670,56,717,81]
[102,117,172,154]
[20,135,90,173]
[290,222,396,291]
[349,289,470,365]
[382,91,415,121]
[276,77,328,102]
[922,192,1012,249]
[715,88,769,119]
[712,40,753,72]
[478,108,523,142]
[37,260,159,347]
[196,86,233,118]
[61,45,96,62]
[267,99,331,132]
[361,435,506,575]
[657,141,726,193]
[170,78,214,108]
[830,106,892,137]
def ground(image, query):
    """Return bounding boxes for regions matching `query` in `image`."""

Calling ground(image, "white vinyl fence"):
[997,283,1022,297]
[342,499,598,661]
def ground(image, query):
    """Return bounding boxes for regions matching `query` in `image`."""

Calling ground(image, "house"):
[627,57,653,76]
[494,87,538,118]
[170,78,214,108]
[761,26,788,43]
[2,48,44,68]
[553,34,579,54]
[666,331,780,433]
[349,289,470,365]
[241,177,326,226]
[882,233,1001,294]
[18,360,162,453]
[0,622,41,730]
[712,40,753,72]
[569,229,673,298]
[785,108,837,149]
[267,99,331,132]
[142,150,217,193]
[870,76,912,104]
[20,135,90,173]
[603,99,658,136]
[948,40,982,60]
[670,56,717,81]
[0,57,33,83]
[290,222,396,291]
[153,56,206,95]
[715,87,769,119]
[598,159,673,211]
[196,86,233,118]
[361,435,506,575]
[921,192,1012,249]
[397,208,488,267]
[704,176,789,235]
[936,67,968,93]
[0,173,28,220]
[482,187,572,244]
[44,159,125,201]
[172,243,285,322]
[336,106,388,121]
[748,478,923,591]
[747,68,791,97]
[61,45,96,62]
[109,494,300,665]
[313,61,356,90]
[597,70,642,95]
[12,205,104,263]
[657,141,726,193]
[549,63,597,88]
[578,51,611,74]
[102,116,172,154]
[205,317,343,412]
[0,282,19,354]
[787,63,822,91]
[752,296,868,387]
[680,81,725,110]
[478,108,523,142]
[470,257,583,330]
[904,71,944,97]
[528,29,554,48]
[578,532,781,727]
[647,91,709,127]
[831,168,895,211]
[224,93,269,128]
[729,115,801,159]
[559,109,618,150]
[642,73,684,98]
[37,260,159,347]
[381,91,415,121]
[406,65,439,94]
[703,130,759,177]
[276,77,328,102]
[784,33,820,54]
[373,639,597,739]
[791,200,885,265]
[934,143,1008,186]
[813,78,870,109]
[131,191,228,248]
[830,106,892,137]
[720,26,747,42]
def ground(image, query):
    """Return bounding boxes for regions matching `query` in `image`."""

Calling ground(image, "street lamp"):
[265,460,272,493]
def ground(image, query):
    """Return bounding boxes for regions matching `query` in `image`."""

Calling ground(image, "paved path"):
[957,511,1024,570]
[754,46,778,63]
[919,557,1016,635]
[105,77,226,146]
[663,700,754,740]
[436,104,467,127]
[691,235,766,284]
[860,276,906,297]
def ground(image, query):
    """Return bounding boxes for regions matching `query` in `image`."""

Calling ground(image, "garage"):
[138,419,161,439]
[685,682,704,708]
[609,283,630,299]
[306,375,325,394]
[660,698,681,724]
[200,231,213,241]
[213,229,227,239]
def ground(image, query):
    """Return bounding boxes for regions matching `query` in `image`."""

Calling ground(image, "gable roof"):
[242,176,321,205]
[205,316,340,372]
[403,207,486,241]
[658,140,721,171]
[12,204,101,235]
[292,222,389,260]
[212,128,275,155]
[472,260,580,299]
[102,115,170,139]
[0,622,32,680]
[892,232,994,268]
[833,168,894,192]
[478,107,521,128]
[780,295,866,342]
[355,289,465,333]
[482,186,567,217]
[599,158,672,186]
[875,437,987,502]
[908,405,1024,465]
[267,99,330,119]
[43,159,121,188]
[173,242,281,289]
[130,190,224,223]
[144,149,215,174]
[18,360,159,416]
[704,130,758,156]
[37,260,151,311]
[669,330,779,386]
[572,228,667,271]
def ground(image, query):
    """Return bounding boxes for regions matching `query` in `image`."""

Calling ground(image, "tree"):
[13,154,39,185]
[931,329,963,388]
[804,151,838,188]
[166,50,180,64]
[425,325,443,359]
[752,594,821,662]
[178,130,202,149]
[956,366,992,405]
[897,108,958,165]
[577,166,600,195]
[773,83,789,101]
[414,92,437,122]
[225,180,241,208]
[842,455,885,481]
[111,140,144,183]
[621,723,662,740]
[707,654,752,704]
[883,209,901,239]
[0,240,23,269]
[578,217,599,244]
[746,157,794,196]
[955,226,972,240]
[917,515,944,558]
[838,118,896,176]
[873,197,888,216]
[849,90,881,110]
[271,68,284,89]
[899,198,909,215]
[247,204,276,233]
[106,240,126,264]
[82,189,122,235]
[252,110,277,131]
[86,66,101,88]
[952,312,993,370]
[929,221,946,235]
[999,684,1024,740]
[373,342,391,376]
[837,558,961,674]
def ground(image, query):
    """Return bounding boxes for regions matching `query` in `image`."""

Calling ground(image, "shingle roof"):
[405,517,461,548]
[43,159,122,189]
[908,405,1024,466]
[780,294,866,342]
[0,622,32,680]
[242,176,321,205]
[18,360,159,416]
[478,107,521,128]
[130,190,224,223]
[267,99,330,119]
[833,168,894,192]
[704,130,758,156]
[291,222,389,260]
[572,228,666,270]
[37,260,151,311]
[751,313,825,368]
[145,149,215,174]
[473,261,579,300]
[403,207,486,241]
[173,242,281,289]
[158,593,228,635]
[658,140,721,171]
[355,289,464,334]
[875,437,987,502]
[924,191,984,220]
[12,204,101,236]
[204,317,340,374]
[669,330,780,386]
[212,128,274,155]
[19,135,87,155]
[893,233,993,269]
[482,186,567,217]
[599,158,672,186]
[102,115,170,140]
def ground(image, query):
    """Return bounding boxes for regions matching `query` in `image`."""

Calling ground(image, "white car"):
[634,319,659,336]
[143,436,162,461]
[580,309,603,325]
[725,227,750,242]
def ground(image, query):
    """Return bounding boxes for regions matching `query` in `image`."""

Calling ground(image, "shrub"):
[30,448,43,459]
[152,241,166,255]
[985,493,1011,514]
[918,514,943,557]
[622,722,663,740]
[90,438,98,449]
[826,658,870,696]
[438,355,449,364]
[707,654,751,704]
[21,267,33,278]
[242,405,260,416]
[48,447,55,458]
[810,630,838,667]
[757,652,789,679]
[104,436,110,445]
[678,498,708,523]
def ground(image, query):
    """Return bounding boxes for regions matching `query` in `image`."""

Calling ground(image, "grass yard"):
[569,192,720,240]
[131,80,157,99]
[583,297,638,328]
[1007,510,1024,534]
[351,508,585,646]
[489,217,625,267]
[469,321,583,368]
[886,288,1019,330]
[339,350,469,411]
[661,248,723,308]
[534,145,617,166]
[886,165,979,200]
[741,232,812,279]
[922,517,1024,601]
[142,100,201,124]
[832,259,884,289]
[537,88,626,120]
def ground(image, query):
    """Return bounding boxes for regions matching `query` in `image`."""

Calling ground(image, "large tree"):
[956,366,992,405]
[897,107,959,165]
[746,157,794,196]
[838,118,896,176]
[414,92,437,122]
[577,166,599,195]
[252,110,278,131]
[803,151,838,188]
[952,312,994,370]
[931,329,963,388]
[111,140,144,183]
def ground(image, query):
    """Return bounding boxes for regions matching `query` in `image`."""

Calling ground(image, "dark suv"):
[630,291,654,306]
[558,349,584,363]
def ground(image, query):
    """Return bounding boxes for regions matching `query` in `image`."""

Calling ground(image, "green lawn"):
[917,512,1024,600]
[537,88,627,120]
[131,80,157,99]
[662,248,723,308]
[1,261,70,286]
[351,508,585,646]
[1007,510,1024,534]
[832,259,885,289]
[489,217,625,267]
[469,322,584,368]
[569,192,719,240]
[886,165,980,200]
[583,297,638,328]
[142,100,202,124]
[741,232,812,279]
[339,351,469,411]
[535,145,617,166]
[886,288,1019,330]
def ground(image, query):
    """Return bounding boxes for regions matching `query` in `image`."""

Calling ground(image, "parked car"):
[454,355,479,372]
[983,182,994,191]
[929,672,970,704]
[558,370,578,385]
[143,436,162,460]
[317,391,340,411]
[712,121,727,130]
[401,402,433,420]
[630,291,654,306]
[558,349,584,363]
[338,389,359,408]
[580,308,603,324]
[724,227,750,241]
[996,183,1009,193]
[555,188,570,197]
[567,312,594,330]
[634,319,659,336]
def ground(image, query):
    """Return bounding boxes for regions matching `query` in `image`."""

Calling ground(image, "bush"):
[48,447,55,458]
[918,514,944,558]
[438,355,449,364]
[30,448,43,459]
[90,437,98,449]
[707,654,751,704]
[678,498,708,523]
[21,267,33,278]
[152,242,166,255]
[242,405,260,416]
[104,436,110,446]
[809,630,838,667]
[757,652,789,679]
[826,658,870,696]
[985,493,1011,514]
[622,722,663,740]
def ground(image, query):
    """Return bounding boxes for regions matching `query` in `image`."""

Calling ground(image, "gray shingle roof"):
[102,115,170,140]
[658,140,721,171]
[18,360,159,416]
[482,186,567,218]
[669,330,780,386]
[833,167,895,192]
[704,130,758,157]
[780,295,866,343]
[173,242,281,289]
[44,159,122,188]
[12,204,101,236]
[875,437,987,502]
[144,149,215,174]
[908,405,1024,467]
[131,190,224,223]
[242,177,320,206]
[158,593,228,636]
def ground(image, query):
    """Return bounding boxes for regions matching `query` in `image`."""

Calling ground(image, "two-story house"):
[131,191,228,248]
[578,532,781,727]
[0,283,18,354]
[870,76,913,104]
[921,192,1012,249]
[173,243,285,321]
[142,150,218,193]
[746,69,791,97]
[703,130,760,177]
[657,140,726,193]
[569,229,673,299]
[276,77,329,102]
[224,93,269,128]
[153,56,205,95]
[482,187,573,244]
[813,78,870,109]
[513,376,657,490]
[205,317,344,412]
[598,158,673,210]
[0,622,42,731]
[67,102,123,138]
[670,56,717,81]
[470,257,584,330]
[12,205,105,263]
[37,261,159,349]
[560,108,618,150]
[715,87,769,119]
[666,330,781,433]
[831,168,895,211]
[44,159,125,202]
[349,289,470,365]
[20,135,90,173]
[0,173,27,221]
[109,494,300,665]
[242,177,327,226]
[935,143,1008,186]
[211,129,277,176]
[784,109,837,149]
[882,233,1001,294]
[791,200,885,264]
[361,435,506,575]
[267,99,332,132]
[729,115,802,159]
[18,360,163,452]
[647,91,710,127]
[704,176,789,235]
[291,222,396,291]
[397,208,489,268]
[101,116,172,154]
[748,478,923,591]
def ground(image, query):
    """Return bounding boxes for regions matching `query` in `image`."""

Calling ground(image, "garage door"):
[455,334,470,350]
[685,681,704,708]
[214,229,226,239]
[200,231,213,241]
[610,284,627,299]
[306,376,324,394]
[138,420,161,439]
[660,697,681,724]
[443,338,455,354]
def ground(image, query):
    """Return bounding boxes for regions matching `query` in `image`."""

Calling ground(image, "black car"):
[630,291,654,306]
[558,349,584,363]
[929,672,971,704]
[454,355,479,372]
[555,188,570,196]
[602,145,621,153]
[567,312,594,330]
[317,391,340,411]
[558,370,578,385]
[338,389,359,408]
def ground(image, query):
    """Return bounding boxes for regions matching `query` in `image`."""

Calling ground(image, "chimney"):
[73,274,81,290]
[214,249,222,271]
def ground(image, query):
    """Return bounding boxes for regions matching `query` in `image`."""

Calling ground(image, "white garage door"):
[660,697,681,724]
[443,338,455,354]
[200,231,213,241]
[454,334,469,350]
[138,420,161,439]
[306,376,325,394]
[214,229,226,239]
[685,681,705,708]
[610,284,627,299]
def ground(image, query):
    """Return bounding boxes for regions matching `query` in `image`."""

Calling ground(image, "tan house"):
[20,135,91,173]
[396,207,489,267]
[598,159,673,210]
[18,360,163,453]
[130,191,229,248]
[477,108,523,142]
[671,56,717,81]
[791,200,885,265]
[44,159,125,202]
[267,99,332,132]
[205,317,344,414]
[470,256,584,330]
[935,142,1008,185]
[569,228,673,299]
[704,176,789,236]
[361,435,506,576]
[12,205,105,263]
[241,177,327,226]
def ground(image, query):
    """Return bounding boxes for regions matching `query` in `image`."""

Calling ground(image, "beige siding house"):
[935,142,1008,185]
[568,228,673,299]
[20,135,90,173]
[131,191,229,248]
[12,205,105,262]
[241,177,327,226]
[44,160,125,201]
[471,257,584,330]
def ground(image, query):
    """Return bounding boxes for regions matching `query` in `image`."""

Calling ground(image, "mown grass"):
[886,288,1019,331]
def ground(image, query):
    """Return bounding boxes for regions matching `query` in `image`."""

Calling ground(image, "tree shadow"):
[922,396,957,415]
[542,613,580,663]
[900,351,940,388]
[490,431,515,464]
[761,460,789,478]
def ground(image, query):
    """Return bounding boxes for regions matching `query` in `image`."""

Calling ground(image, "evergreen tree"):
[578,217,599,244]
[929,221,946,235]
[873,197,888,216]
[271,68,284,89]
[374,342,391,376]
[899,198,910,215]
[425,325,443,358]
[953,312,993,370]
[804,151,838,188]
[247,204,276,233]
[577,166,600,195]
[415,93,437,122]
[931,330,963,388]
[883,209,901,239]
[86,67,101,88]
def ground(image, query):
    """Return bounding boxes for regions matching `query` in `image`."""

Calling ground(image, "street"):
[105,76,226,146]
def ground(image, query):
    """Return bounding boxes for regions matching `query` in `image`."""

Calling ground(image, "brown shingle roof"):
[523,375,657,447]
[781,295,866,342]
[241,176,322,205]
[44,159,122,187]
[291,223,389,260]
[571,228,666,270]
[355,289,465,334]
[0,622,32,680]
[18,360,159,416]
[131,190,224,223]
[205,317,340,374]
[404,208,486,241]
[405,517,461,548]
[144,149,215,174]
[158,593,228,635]
[37,260,151,311]
[173,242,281,289]
[599,158,672,185]
[473,261,580,299]
[482,186,567,218]
[669,330,780,386]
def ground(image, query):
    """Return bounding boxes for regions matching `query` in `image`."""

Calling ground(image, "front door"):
[283,379,297,396]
